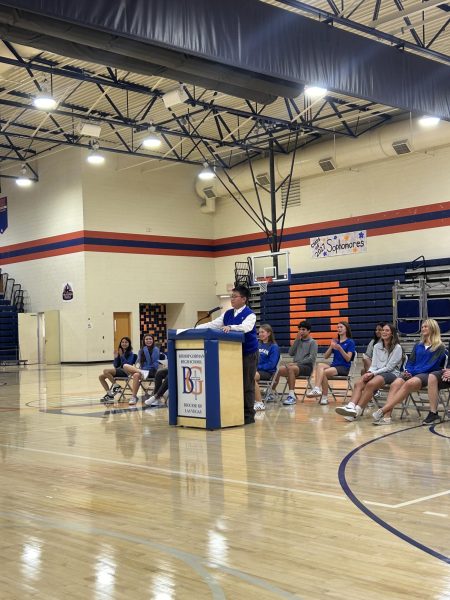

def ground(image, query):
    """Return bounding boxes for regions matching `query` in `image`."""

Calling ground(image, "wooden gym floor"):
[0,364,449,599]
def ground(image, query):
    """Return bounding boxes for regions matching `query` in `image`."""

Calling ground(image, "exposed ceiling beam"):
[370,0,447,26]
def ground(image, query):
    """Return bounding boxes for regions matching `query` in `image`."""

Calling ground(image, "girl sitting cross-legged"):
[124,333,160,406]
[335,323,403,421]
[371,319,447,426]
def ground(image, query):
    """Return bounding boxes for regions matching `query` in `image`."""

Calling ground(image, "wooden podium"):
[167,328,245,429]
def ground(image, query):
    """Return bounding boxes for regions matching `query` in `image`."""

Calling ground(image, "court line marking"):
[0,511,302,599]
[0,442,441,510]
[424,512,448,518]
[338,424,450,565]
[392,489,450,508]
[0,442,351,503]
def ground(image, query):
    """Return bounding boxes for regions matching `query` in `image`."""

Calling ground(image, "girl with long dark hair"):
[307,321,356,405]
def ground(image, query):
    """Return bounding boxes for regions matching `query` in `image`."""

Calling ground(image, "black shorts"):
[429,370,450,389]
[294,364,313,377]
[115,367,128,378]
[331,365,350,376]
[258,370,273,381]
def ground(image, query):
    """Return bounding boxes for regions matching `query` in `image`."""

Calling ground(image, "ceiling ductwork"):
[195,119,450,201]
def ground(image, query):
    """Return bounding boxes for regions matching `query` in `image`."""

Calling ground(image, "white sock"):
[289,389,295,395]
[355,405,362,415]
[348,401,355,408]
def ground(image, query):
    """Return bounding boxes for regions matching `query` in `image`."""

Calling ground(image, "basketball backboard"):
[251,251,291,284]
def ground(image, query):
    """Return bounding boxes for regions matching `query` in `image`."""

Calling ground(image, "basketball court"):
[0,364,448,599]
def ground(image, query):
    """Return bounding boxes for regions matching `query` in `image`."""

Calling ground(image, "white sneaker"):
[306,386,322,398]
[254,401,266,411]
[319,396,329,405]
[372,408,384,422]
[283,393,297,405]
[373,416,392,426]
[128,396,138,405]
[144,395,155,407]
[150,398,166,408]
[335,403,356,417]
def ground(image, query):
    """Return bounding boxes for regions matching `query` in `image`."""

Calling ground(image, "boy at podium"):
[197,285,258,424]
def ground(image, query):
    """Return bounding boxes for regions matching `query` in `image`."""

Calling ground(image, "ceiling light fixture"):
[304,86,328,100]
[16,164,33,187]
[32,79,57,110]
[87,141,105,165]
[198,162,216,181]
[418,116,440,127]
[142,126,162,149]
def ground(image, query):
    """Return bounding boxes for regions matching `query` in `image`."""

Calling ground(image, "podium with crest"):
[167,328,244,429]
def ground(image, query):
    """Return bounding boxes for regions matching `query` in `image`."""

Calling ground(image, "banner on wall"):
[310,230,367,259]
[0,196,7,234]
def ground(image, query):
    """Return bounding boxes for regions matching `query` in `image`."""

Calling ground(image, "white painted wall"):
[1,140,449,362]
[82,156,213,237]
[1,150,87,361]
[84,252,216,361]
[212,145,450,292]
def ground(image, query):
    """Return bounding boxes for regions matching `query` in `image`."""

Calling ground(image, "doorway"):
[113,312,131,349]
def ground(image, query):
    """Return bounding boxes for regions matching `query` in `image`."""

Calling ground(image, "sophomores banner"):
[310,230,367,259]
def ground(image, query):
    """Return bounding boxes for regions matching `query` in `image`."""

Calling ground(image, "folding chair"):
[113,374,155,403]
[113,376,133,403]
[401,354,449,420]
[258,357,282,401]
[328,352,358,403]
[279,373,313,403]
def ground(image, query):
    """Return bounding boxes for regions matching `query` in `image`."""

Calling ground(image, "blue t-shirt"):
[257,342,280,373]
[330,338,356,369]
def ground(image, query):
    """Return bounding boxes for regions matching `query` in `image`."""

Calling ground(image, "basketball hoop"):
[256,276,272,294]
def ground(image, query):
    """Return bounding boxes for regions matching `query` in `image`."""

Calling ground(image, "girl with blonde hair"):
[372,319,446,425]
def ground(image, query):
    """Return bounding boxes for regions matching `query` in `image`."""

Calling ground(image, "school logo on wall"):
[0,196,7,234]
[310,230,367,258]
[62,283,74,302]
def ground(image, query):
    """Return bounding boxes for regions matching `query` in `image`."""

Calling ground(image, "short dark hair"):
[232,285,250,301]
[298,320,311,331]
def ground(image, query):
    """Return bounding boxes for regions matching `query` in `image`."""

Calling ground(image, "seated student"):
[124,333,160,406]
[254,324,280,412]
[361,322,385,374]
[372,319,447,425]
[100,337,136,403]
[335,323,402,420]
[307,321,356,405]
[422,340,450,424]
[144,367,169,408]
[266,320,318,406]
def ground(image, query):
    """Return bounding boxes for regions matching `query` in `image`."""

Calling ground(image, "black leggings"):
[154,368,168,398]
